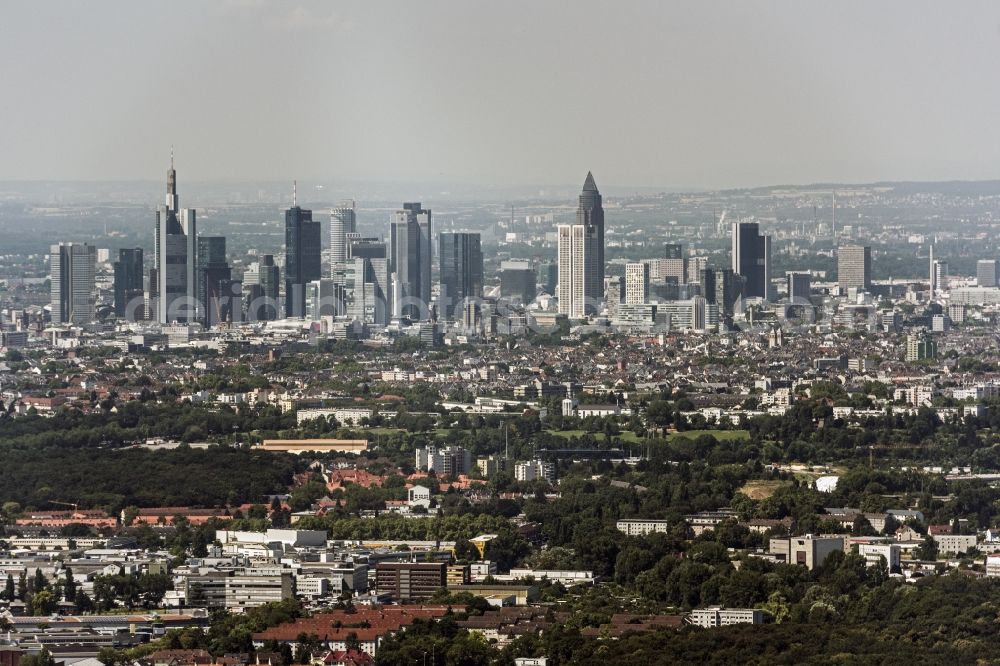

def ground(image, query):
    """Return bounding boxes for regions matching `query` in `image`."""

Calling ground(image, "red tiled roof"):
[251,606,462,642]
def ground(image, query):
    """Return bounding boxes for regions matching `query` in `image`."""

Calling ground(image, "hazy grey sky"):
[2,1,1000,189]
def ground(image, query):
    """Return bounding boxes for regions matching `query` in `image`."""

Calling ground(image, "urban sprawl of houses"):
[4,171,1000,665]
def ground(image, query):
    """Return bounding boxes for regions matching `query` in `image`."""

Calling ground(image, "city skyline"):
[8,4,1000,664]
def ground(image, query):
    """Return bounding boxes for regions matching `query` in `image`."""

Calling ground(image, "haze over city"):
[3,1,1000,188]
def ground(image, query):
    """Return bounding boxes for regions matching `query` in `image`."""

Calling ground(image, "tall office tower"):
[707,268,741,319]
[248,254,281,321]
[500,261,537,304]
[438,232,483,320]
[261,254,281,318]
[932,260,949,296]
[461,301,482,332]
[243,283,263,321]
[692,295,710,330]
[978,260,999,288]
[556,173,604,318]
[576,172,605,301]
[539,261,558,294]
[197,236,231,327]
[786,271,811,303]
[330,200,357,267]
[50,242,96,325]
[390,211,420,318]
[154,153,197,323]
[605,276,622,319]
[929,245,936,295]
[390,203,432,318]
[306,279,339,320]
[699,268,717,304]
[687,256,708,284]
[731,221,771,299]
[664,243,683,259]
[557,223,598,318]
[338,256,389,326]
[113,248,144,319]
[837,245,872,291]
[284,186,322,318]
[364,257,391,325]
[625,262,650,305]
[411,204,432,310]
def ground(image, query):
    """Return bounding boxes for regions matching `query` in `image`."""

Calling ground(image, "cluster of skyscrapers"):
[49,154,487,332]
[51,159,992,333]
[554,175,774,329]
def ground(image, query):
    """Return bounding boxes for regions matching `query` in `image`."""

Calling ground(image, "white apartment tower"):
[625,262,650,305]
[557,224,596,319]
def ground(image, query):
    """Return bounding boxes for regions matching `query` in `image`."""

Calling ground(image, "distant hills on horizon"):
[2,177,1000,204]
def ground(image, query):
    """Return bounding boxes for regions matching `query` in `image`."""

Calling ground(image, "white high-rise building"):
[50,243,96,325]
[932,260,948,297]
[929,244,935,295]
[557,224,597,319]
[330,200,357,267]
[625,262,649,305]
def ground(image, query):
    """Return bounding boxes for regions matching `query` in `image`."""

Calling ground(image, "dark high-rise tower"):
[577,171,605,299]
[731,221,771,300]
[154,151,197,323]
[787,271,812,302]
[197,236,231,327]
[284,184,322,318]
[699,268,717,304]
[438,232,483,321]
[248,254,280,321]
[51,242,96,325]
[390,202,432,319]
[701,267,741,321]
[113,248,144,319]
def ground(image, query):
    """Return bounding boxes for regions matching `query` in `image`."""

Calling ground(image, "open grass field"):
[544,429,641,443]
[669,429,750,442]
[359,426,749,447]
[738,479,790,500]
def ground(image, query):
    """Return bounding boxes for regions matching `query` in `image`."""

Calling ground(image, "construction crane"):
[716,209,728,237]
[49,500,80,514]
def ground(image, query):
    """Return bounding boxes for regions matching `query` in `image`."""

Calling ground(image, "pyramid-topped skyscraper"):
[557,172,605,318]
